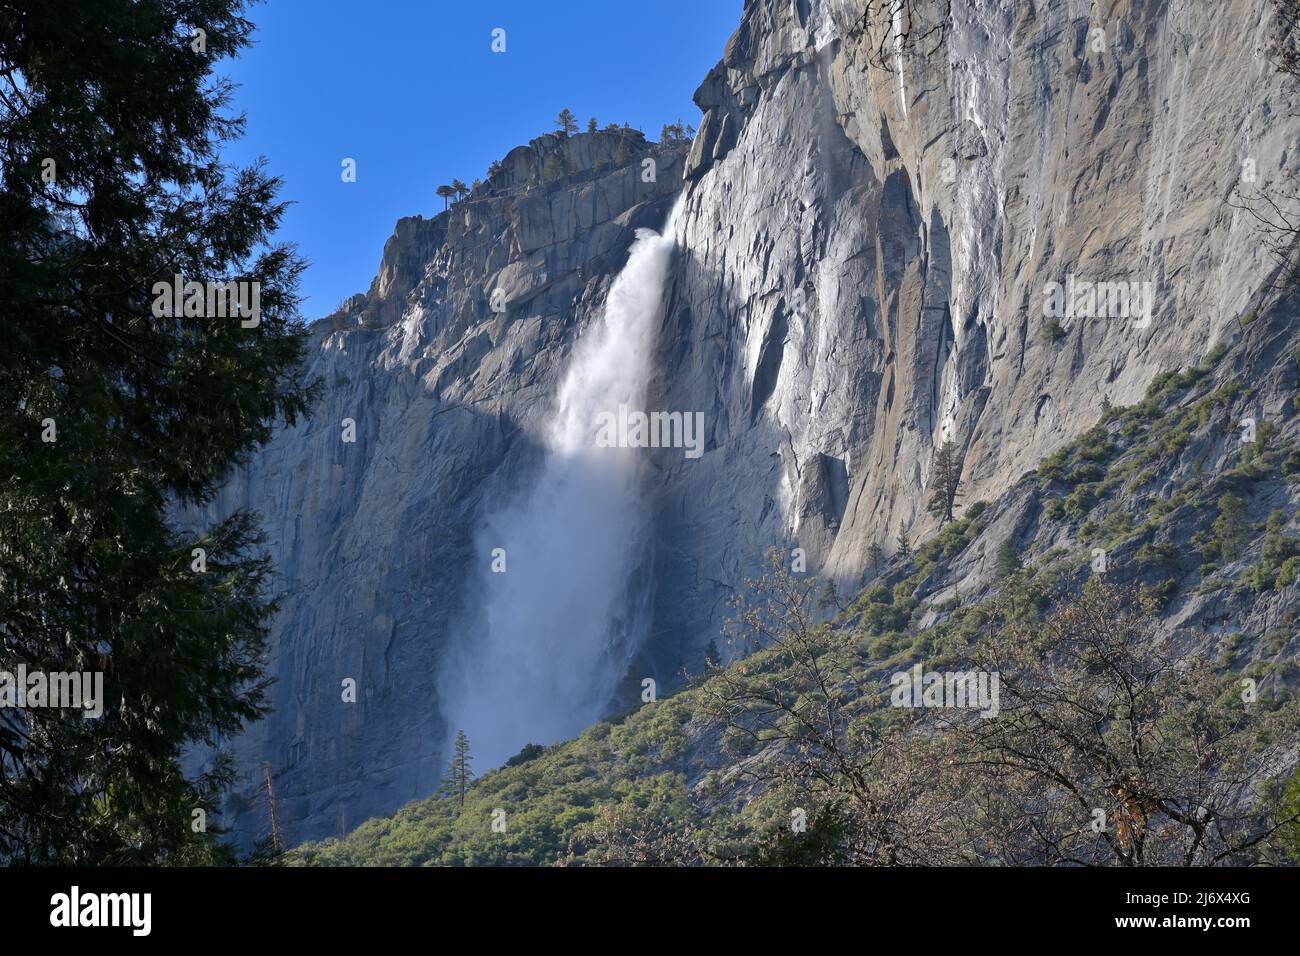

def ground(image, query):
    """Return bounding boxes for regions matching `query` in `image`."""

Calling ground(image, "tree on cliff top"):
[613,136,631,167]
[555,108,578,136]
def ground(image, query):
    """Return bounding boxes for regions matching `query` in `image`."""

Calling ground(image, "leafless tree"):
[1229,0,1300,297]
[589,560,1300,866]
[694,550,966,864]
[1270,0,1300,85]
[956,580,1300,866]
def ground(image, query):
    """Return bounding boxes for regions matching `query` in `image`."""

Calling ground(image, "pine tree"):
[436,184,455,210]
[660,118,691,144]
[451,178,469,201]
[896,528,912,557]
[1211,493,1250,559]
[0,0,315,863]
[587,117,598,133]
[439,731,475,808]
[995,538,1022,578]
[541,153,565,183]
[927,440,963,526]
[867,542,885,574]
[613,136,631,167]
[555,108,578,136]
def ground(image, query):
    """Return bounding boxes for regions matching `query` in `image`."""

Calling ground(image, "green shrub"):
[995,539,1022,578]
[1277,556,1300,588]
[1219,631,1245,667]
[1261,531,1300,566]
[1102,510,1134,544]
[917,539,943,564]
[1146,370,1180,398]
[1194,397,1216,427]
[1244,532,1300,592]
[1064,484,1096,519]
[1077,438,1114,462]
[1216,380,1244,402]
[1246,562,1276,593]
[505,743,547,767]
[1135,540,1175,564]
[938,516,978,556]
[1070,462,1107,483]
[860,596,910,636]
[1142,578,1178,608]
[1284,450,1300,479]
[1162,426,1191,454]
[1207,493,1249,562]
[1038,448,1070,482]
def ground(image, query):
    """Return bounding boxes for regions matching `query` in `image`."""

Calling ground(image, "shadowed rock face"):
[189,130,687,845]
[199,0,1297,846]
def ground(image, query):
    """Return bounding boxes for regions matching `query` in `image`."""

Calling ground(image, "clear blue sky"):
[220,0,742,319]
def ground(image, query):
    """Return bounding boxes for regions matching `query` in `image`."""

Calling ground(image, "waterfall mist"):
[438,199,684,769]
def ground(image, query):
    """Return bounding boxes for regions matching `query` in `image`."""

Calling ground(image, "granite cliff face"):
[194,130,687,843]
[652,0,1291,667]
[202,0,1299,845]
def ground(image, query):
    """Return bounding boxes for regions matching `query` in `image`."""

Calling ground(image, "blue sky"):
[220,0,741,319]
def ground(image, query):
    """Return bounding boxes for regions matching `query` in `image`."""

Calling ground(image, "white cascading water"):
[439,198,685,768]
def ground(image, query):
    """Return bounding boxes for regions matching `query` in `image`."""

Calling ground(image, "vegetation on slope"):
[291,556,1300,866]
[292,285,1300,867]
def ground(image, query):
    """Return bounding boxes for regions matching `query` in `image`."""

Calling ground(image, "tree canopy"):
[555,108,578,136]
[0,0,314,863]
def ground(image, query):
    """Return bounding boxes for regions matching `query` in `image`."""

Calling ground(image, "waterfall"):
[439,198,685,769]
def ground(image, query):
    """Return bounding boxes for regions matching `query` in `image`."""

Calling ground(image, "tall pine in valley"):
[0,0,315,863]
[439,731,475,809]
[927,440,963,526]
